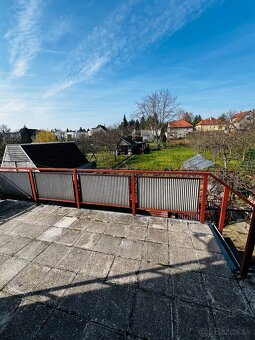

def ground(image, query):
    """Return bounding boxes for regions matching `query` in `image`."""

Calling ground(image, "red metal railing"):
[0,167,254,277]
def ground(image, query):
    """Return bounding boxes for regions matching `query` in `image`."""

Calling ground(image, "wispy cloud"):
[4,0,43,78]
[45,0,219,97]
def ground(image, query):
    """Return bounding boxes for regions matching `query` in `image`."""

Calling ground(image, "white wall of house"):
[167,127,193,139]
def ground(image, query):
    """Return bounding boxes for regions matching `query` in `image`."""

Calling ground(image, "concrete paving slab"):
[5,263,51,295]
[74,231,101,250]
[33,267,76,305]
[138,261,172,296]
[36,308,86,340]
[107,256,140,286]
[143,241,168,265]
[196,249,233,278]
[68,218,91,231]
[34,243,71,268]
[0,299,53,340]
[169,230,194,249]
[124,225,147,241]
[59,273,104,318]
[0,257,28,289]
[104,223,127,238]
[191,233,222,253]
[85,220,107,233]
[130,290,173,339]
[175,300,216,339]
[82,322,126,340]
[57,247,91,273]
[147,228,168,244]
[53,216,77,228]
[0,254,10,266]
[169,246,201,272]
[0,236,31,256]
[0,233,16,247]
[16,240,49,261]
[118,239,144,260]
[168,219,189,233]
[0,291,22,333]
[91,284,134,331]
[148,217,168,230]
[19,223,49,239]
[54,229,82,246]
[94,234,122,255]
[81,251,114,279]
[188,221,213,235]
[203,274,252,315]
[172,270,208,305]
[36,226,64,242]
[36,214,62,226]
[213,309,255,340]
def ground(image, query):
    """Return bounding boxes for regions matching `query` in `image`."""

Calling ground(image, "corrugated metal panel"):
[80,174,130,207]
[0,172,32,198]
[138,177,200,212]
[183,154,215,170]
[35,172,75,201]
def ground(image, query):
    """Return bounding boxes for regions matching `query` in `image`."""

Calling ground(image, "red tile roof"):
[196,117,224,126]
[168,119,193,128]
[232,111,250,123]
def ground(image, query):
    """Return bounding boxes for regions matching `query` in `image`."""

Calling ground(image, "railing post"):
[240,209,255,278]
[218,186,229,233]
[200,174,208,223]
[73,169,80,209]
[131,175,136,215]
[28,169,37,203]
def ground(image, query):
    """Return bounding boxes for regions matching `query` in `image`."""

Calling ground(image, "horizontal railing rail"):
[0,166,254,278]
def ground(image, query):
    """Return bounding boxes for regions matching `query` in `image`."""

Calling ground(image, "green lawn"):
[87,152,128,169]
[119,146,196,170]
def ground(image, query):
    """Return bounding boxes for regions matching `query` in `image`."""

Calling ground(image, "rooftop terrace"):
[0,200,255,339]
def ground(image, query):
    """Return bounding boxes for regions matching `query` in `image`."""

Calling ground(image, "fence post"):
[200,174,208,223]
[131,175,136,215]
[28,169,37,203]
[73,169,80,209]
[218,186,229,233]
[240,209,255,278]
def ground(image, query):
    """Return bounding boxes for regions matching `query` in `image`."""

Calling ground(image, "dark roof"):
[21,142,89,168]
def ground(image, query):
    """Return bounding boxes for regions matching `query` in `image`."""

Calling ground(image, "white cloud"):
[4,0,43,78]
[45,0,219,97]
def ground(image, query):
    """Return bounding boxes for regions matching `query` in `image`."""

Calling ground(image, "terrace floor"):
[0,200,255,339]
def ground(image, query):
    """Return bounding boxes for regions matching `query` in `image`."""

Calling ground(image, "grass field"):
[119,146,195,170]
[87,152,127,169]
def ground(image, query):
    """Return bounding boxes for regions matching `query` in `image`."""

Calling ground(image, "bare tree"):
[135,89,180,142]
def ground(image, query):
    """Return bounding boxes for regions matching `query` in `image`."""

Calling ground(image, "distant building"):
[230,110,255,130]
[88,125,108,137]
[117,137,147,155]
[140,129,161,142]
[166,119,193,140]
[195,117,225,132]
[1,142,96,169]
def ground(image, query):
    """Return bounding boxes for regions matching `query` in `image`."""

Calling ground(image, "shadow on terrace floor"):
[0,200,36,223]
[1,251,255,340]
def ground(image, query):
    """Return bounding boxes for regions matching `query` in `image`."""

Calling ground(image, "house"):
[88,125,108,137]
[230,110,255,130]
[117,137,147,155]
[166,119,193,140]
[1,142,96,169]
[195,117,225,132]
[140,129,161,142]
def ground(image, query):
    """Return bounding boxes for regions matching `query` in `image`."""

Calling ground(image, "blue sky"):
[0,0,255,130]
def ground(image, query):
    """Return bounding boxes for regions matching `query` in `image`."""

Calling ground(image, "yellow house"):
[195,117,225,131]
